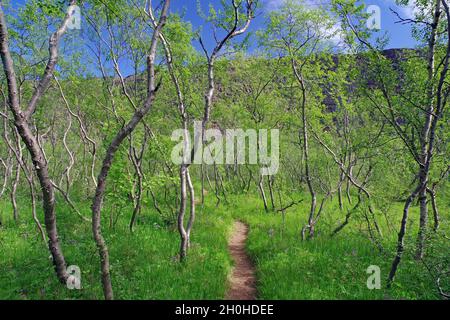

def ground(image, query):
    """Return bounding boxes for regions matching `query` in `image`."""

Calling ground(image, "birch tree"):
[262,0,337,238]
[90,0,170,300]
[197,0,257,204]
[0,0,78,284]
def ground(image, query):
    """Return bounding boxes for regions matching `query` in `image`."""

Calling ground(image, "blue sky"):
[8,0,418,76]
[10,0,417,49]
[181,0,418,50]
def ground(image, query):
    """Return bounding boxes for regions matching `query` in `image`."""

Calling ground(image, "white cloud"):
[264,0,281,10]
[265,0,417,19]
[264,0,286,9]
[264,0,330,11]
[382,0,417,19]
[263,0,346,49]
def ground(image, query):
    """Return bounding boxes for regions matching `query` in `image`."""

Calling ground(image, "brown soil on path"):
[225,221,257,300]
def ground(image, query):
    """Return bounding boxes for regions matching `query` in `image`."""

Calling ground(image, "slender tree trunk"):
[10,162,19,221]
[338,155,346,211]
[415,172,429,259]
[0,99,12,200]
[292,58,317,238]
[178,164,188,261]
[29,171,46,242]
[346,158,353,204]
[197,1,255,205]
[387,183,422,287]
[129,141,144,233]
[185,168,195,248]
[389,0,450,283]
[268,175,275,210]
[0,3,77,283]
[427,188,440,231]
[200,59,215,205]
[414,0,441,260]
[338,182,343,211]
[0,156,11,199]
[91,0,170,299]
[258,175,269,212]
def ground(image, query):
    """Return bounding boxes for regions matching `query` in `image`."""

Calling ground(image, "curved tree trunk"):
[291,58,317,238]
[91,0,170,300]
[0,2,78,284]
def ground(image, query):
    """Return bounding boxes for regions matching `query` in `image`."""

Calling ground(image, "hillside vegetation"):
[0,0,448,300]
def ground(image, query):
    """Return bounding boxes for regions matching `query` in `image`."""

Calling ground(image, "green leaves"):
[36,0,65,17]
[261,0,337,58]
[164,14,196,65]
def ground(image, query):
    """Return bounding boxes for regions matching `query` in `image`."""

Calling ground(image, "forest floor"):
[225,221,257,300]
[0,193,448,299]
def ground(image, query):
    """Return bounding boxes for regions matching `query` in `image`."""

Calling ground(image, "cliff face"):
[321,48,419,111]
[112,48,417,113]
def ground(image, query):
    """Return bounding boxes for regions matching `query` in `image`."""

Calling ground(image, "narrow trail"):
[225,221,257,300]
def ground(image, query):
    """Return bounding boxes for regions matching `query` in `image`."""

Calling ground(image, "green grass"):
[229,194,449,300]
[0,191,448,300]
[0,195,234,299]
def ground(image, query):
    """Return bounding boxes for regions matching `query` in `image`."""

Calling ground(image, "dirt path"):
[225,221,257,300]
